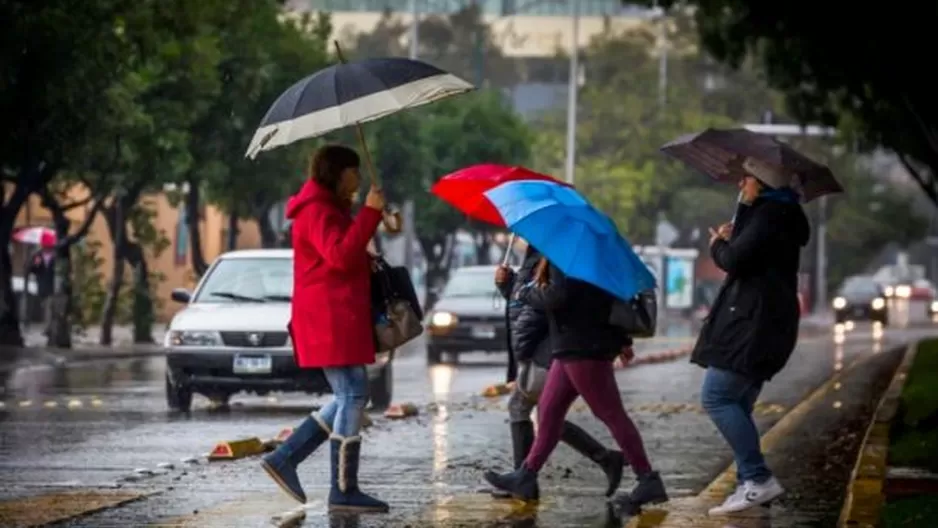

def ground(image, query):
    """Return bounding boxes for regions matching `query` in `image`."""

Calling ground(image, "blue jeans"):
[318,366,369,437]
[701,367,772,484]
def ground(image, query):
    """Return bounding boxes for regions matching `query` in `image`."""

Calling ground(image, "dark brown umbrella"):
[660,127,844,202]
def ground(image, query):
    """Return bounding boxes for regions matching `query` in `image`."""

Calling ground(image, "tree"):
[0,0,140,346]
[532,16,767,242]
[638,1,938,206]
[362,90,532,304]
[347,4,520,87]
[205,12,332,250]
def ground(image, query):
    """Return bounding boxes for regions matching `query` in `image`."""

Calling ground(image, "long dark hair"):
[308,144,359,194]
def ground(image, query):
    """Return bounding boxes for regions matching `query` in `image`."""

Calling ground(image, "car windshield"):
[194,257,293,303]
[841,278,880,298]
[441,269,498,298]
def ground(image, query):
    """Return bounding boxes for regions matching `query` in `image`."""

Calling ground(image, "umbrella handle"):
[333,40,401,234]
[501,233,516,266]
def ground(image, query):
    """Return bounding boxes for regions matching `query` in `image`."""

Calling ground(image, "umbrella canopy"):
[14,226,56,247]
[431,164,572,227]
[660,127,844,202]
[245,57,473,159]
[483,180,655,302]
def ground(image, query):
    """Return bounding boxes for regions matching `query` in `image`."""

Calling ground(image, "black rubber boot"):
[628,471,668,507]
[483,463,540,501]
[492,421,536,499]
[261,414,330,504]
[328,435,389,513]
[561,421,626,497]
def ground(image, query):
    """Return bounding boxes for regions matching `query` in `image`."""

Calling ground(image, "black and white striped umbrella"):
[245,57,474,159]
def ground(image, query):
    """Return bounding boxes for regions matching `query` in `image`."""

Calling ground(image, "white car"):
[163,249,392,412]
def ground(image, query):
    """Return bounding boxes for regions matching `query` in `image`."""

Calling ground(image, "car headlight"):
[884,286,894,297]
[896,285,912,298]
[166,330,223,347]
[931,301,938,312]
[430,311,457,327]
[871,297,885,310]
[832,297,847,310]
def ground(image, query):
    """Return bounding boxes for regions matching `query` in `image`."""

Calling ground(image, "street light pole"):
[564,0,580,185]
[409,0,419,59]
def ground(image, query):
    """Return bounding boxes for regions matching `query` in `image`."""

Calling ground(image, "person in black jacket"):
[494,244,625,498]
[695,168,810,516]
[484,257,667,507]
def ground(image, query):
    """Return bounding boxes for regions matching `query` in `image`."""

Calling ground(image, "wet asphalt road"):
[0,305,935,527]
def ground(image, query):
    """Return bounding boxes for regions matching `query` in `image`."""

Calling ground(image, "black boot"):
[261,414,330,504]
[492,421,536,498]
[328,435,389,513]
[628,471,668,507]
[483,463,540,501]
[561,421,625,497]
[511,421,535,469]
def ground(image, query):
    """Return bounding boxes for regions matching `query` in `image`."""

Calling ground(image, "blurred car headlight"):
[884,286,894,297]
[931,301,938,312]
[871,297,885,310]
[166,330,223,347]
[430,311,457,327]
[896,285,912,298]
[832,297,847,310]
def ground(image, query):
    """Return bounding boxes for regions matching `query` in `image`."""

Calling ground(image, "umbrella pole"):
[501,233,516,266]
[333,40,402,234]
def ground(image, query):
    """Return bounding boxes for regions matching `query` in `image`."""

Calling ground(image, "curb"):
[837,342,918,527]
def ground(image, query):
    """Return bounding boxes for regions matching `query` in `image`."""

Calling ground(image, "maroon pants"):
[524,358,652,474]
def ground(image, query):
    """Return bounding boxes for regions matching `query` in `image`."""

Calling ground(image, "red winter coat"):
[286,179,383,368]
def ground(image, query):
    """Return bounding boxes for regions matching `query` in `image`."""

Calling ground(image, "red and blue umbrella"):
[483,180,655,302]
[430,164,571,227]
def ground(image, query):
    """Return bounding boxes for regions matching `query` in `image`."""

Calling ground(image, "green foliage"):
[533,15,770,243]
[888,338,938,474]
[71,239,108,329]
[634,1,938,206]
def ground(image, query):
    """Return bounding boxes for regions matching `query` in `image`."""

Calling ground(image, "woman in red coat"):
[262,145,389,513]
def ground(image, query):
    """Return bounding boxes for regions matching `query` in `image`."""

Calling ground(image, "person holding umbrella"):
[261,145,389,513]
[494,243,627,499]
[478,180,667,507]
[661,129,837,515]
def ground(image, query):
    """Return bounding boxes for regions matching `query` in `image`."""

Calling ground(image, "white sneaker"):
[708,478,785,515]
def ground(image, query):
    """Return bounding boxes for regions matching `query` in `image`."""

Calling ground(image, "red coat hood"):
[286,180,342,219]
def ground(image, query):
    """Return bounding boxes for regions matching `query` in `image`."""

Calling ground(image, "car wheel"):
[368,362,393,410]
[427,346,443,365]
[166,372,193,412]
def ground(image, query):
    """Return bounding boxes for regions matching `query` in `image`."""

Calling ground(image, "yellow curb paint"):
[626,347,878,527]
[837,342,917,528]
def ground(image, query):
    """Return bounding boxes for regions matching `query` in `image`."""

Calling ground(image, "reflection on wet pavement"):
[0,322,934,527]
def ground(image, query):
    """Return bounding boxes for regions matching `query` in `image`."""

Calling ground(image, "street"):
[0,315,934,527]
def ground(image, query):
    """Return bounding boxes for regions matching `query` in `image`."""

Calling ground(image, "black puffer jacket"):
[498,248,551,378]
[520,262,632,361]
[691,197,810,381]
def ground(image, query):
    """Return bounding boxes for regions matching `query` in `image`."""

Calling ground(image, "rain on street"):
[1,304,933,527]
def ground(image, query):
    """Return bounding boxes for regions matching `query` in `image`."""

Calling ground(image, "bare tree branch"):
[35,185,108,248]
[897,152,938,207]
[61,195,95,211]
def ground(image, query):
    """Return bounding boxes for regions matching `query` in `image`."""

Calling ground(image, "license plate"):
[470,325,496,339]
[233,354,272,374]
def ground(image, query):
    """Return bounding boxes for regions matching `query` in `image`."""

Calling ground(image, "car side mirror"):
[171,288,192,304]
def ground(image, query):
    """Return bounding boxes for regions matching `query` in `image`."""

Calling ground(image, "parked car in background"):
[833,275,888,325]
[163,249,393,412]
[425,265,506,365]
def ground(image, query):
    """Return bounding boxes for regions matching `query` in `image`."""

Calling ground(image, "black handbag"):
[608,289,657,338]
[370,257,424,352]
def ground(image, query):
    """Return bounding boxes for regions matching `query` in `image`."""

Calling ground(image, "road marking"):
[0,490,148,527]
[624,343,892,527]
